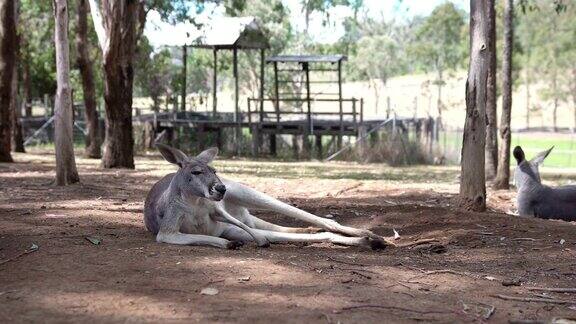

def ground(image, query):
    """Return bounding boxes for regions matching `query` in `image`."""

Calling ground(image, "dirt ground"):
[1,151,575,323]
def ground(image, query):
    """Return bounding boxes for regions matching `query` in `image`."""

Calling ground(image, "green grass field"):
[511,133,576,168]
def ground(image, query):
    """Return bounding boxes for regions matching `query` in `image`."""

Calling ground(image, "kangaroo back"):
[144,173,174,234]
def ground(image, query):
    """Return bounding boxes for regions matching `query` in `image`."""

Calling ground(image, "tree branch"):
[87,0,107,53]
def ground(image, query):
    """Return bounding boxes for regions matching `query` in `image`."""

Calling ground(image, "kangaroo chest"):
[169,199,219,235]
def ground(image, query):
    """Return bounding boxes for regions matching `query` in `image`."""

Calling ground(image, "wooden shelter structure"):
[185,16,268,149]
[248,54,361,157]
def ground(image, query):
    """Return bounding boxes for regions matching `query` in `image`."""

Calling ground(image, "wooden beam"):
[304,62,311,158]
[259,48,265,123]
[273,61,280,122]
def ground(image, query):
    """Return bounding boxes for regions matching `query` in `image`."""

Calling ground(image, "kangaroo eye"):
[191,171,202,175]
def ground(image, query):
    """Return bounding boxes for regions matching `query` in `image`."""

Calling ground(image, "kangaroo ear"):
[513,146,525,165]
[196,147,218,164]
[530,146,554,165]
[156,143,188,167]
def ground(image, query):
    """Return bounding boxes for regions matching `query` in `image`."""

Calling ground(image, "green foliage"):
[408,2,467,77]
[20,0,56,99]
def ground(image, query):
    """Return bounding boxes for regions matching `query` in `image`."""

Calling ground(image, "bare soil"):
[1,152,575,323]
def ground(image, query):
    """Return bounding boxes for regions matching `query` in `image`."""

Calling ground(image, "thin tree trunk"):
[10,54,24,152]
[89,0,142,169]
[493,0,514,190]
[552,69,558,132]
[485,0,498,180]
[76,0,101,158]
[53,0,80,185]
[21,52,31,116]
[459,0,490,211]
[525,58,530,129]
[10,0,23,153]
[572,67,576,132]
[0,0,15,162]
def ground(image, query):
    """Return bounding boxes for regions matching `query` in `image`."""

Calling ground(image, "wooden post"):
[251,124,259,156]
[44,94,50,118]
[273,61,280,122]
[270,134,276,156]
[352,98,357,133]
[337,60,343,149]
[360,98,364,124]
[180,45,187,112]
[315,134,322,159]
[212,48,217,118]
[386,96,391,119]
[260,49,265,123]
[271,61,280,157]
[233,47,240,154]
[259,51,265,153]
[304,62,311,158]
[358,125,367,162]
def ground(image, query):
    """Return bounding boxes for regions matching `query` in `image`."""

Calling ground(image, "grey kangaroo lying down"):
[144,144,391,249]
[514,146,576,221]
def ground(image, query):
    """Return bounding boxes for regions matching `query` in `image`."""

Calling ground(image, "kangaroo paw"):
[227,241,244,250]
[368,237,392,250]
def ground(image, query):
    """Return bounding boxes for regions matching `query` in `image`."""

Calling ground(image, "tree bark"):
[0,0,15,162]
[89,0,141,169]
[493,0,514,190]
[53,0,80,185]
[485,0,498,180]
[76,0,101,158]
[10,52,24,152]
[10,0,23,153]
[21,51,31,116]
[459,0,490,211]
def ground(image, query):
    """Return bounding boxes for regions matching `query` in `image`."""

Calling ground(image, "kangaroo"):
[513,146,576,221]
[144,144,391,250]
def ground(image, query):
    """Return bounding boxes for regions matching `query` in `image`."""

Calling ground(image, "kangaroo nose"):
[214,184,226,194]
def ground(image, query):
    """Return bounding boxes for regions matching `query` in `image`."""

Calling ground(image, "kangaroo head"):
[157,144,226,201]
[513,146,553,190]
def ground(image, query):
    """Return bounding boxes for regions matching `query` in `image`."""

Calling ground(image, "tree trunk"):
[89,0,142,169]
[0,0,15,162]
[10,53,24,152]
[525,58,530,129]
[485,0,498,180]
[493,0,514,190]
[552,69,558,132]
[76,0,101,158]
[572,67,576,132]
[459,0,490,211]
[53,0,80,185]
[21,54,31,116]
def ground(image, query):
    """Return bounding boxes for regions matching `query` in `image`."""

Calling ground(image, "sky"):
[144,0,469,48]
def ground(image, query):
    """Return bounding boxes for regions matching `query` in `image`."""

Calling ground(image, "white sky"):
[144,0,469,48]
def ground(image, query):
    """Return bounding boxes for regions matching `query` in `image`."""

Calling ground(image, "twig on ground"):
[351,270,372,279]
[398,238,440,247]
[397,262,426,273]
[526,287,576,293]
[407,269,469,282]
[0,247,39,266]
[333,267,378,275]
[493,294,576,304]
[326,256,370,267]
[512,238,537,242]
[334,183,362,197]
[338,304,449,315]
